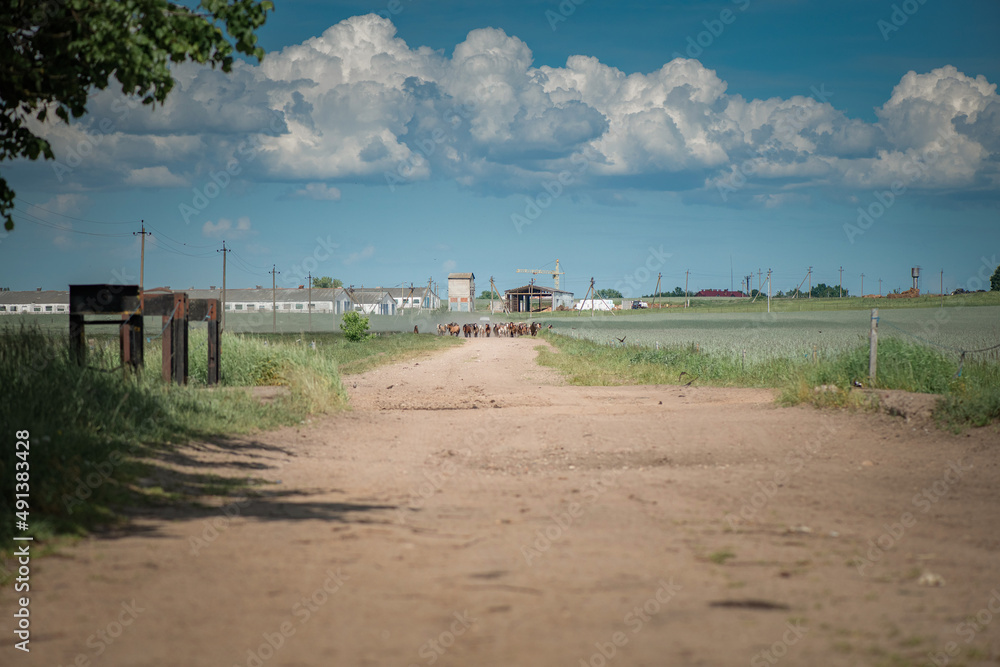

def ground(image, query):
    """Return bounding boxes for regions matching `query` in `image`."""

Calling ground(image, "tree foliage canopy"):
[0,0,274,230]
[312,276,342,289]
[991,265,1000,292]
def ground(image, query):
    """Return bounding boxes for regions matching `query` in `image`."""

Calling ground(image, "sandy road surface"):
[4,337,1000,666]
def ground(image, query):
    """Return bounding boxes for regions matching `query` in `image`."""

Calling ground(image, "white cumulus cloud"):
[203,216,253,239]
[23,15,1000,206]
[344,244,375,264]
[287,183,342,200]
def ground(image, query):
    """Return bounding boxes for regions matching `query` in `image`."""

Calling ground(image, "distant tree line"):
[312,276,342,288]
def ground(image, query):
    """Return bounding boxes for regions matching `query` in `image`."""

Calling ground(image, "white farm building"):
[0,283,442,317]
[0,289,69,314]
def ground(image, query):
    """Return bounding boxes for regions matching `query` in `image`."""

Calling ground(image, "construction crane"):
[517,259,564,290]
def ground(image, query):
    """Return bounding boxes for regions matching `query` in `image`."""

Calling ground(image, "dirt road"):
[6,337,1000,666]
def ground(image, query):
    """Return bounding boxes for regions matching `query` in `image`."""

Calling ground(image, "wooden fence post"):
[869,308,879,383]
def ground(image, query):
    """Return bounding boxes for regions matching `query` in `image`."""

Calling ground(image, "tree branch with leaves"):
[0,0,274,230]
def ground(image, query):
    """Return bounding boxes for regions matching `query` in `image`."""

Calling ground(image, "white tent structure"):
[574,298,614,311]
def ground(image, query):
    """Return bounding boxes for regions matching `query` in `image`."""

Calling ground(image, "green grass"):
[538,332,1000,430]
[535,336,802,388]
[540,306,1000,363]
[0,325,461,547]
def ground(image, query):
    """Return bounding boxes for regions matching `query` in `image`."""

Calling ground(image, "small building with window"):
[384,285,441,310]
[344,288,397,315]
[448,273,475,312]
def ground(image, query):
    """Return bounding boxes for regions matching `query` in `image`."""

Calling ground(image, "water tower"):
[911,267,920,291]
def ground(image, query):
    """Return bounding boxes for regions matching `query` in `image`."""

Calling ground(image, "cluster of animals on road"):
[437,322,548,337]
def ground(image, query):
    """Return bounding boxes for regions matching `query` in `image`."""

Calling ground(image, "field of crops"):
[544,306,1000,364]
[5,303,998,367]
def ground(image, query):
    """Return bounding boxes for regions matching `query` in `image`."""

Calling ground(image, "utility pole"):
[879,278,882,297]
[792,268,809,299]
[839,266,844,298]
[590,277,595,317]
[757,268,762,293]
[217,241,230,331]
[940,269,944,304]
[766,268,772,313]
[307,272,312,331]
[529,278,535,319]
[808,266,812,299]
[860,273,865,299]
[685,269,690,308]
[133,220,151,308]
[270,265,280,333]
[653,272,662,309]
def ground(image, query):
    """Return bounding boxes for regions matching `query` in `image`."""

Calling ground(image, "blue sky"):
[2,0,999,297]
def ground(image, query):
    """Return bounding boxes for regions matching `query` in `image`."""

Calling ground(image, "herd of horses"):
[437,321,546,337]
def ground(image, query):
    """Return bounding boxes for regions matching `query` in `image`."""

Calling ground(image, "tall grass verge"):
[538,332,1000,430]
[536,332,802,387]
[0,326,459,547]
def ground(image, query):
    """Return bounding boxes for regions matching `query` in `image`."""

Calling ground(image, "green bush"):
[340,311,373,342]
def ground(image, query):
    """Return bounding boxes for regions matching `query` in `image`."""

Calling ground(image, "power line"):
[11,210,134,237]
[144,224,216,249]
[13,198,139,225]
[230,248,270,271]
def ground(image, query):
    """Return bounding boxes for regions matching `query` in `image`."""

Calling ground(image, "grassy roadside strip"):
[0,327,462,547]
[536,332,1000,430]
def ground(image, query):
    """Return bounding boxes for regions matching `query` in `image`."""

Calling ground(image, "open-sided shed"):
[504,284,574,312]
